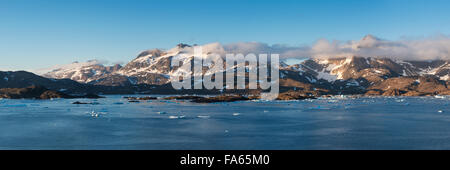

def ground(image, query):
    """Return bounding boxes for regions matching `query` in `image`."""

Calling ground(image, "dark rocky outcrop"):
[402,91,429,96]
[72,101,100,105]
[124,96,158,100]
[276,91,317,100]
[40,90,73,99]
[0,85,103,99]
[365,90,383,96]
[382,89,405,96]
[1,85,49,99]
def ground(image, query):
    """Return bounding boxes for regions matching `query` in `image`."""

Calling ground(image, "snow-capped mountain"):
[38,60,122,83]
[35,40,450,96]
[96,43,228,86]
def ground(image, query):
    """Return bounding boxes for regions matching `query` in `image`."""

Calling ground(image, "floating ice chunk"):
[327,100,338,103]
[197,115,210,119]
[263,110,269,113]
[438,110,444,113]
[232,113,241,116]
[395,99,405,102]
[169,115,185,119]
[87,110,107,118]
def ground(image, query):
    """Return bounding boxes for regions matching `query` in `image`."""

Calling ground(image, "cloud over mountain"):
[219,34,450,61]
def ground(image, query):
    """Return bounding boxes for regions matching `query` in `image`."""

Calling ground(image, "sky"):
[1,0,450,71]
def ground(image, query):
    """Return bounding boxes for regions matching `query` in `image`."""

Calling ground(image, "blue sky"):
[1,0,450,71]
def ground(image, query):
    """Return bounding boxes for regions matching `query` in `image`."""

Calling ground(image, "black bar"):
[0,150,447,169]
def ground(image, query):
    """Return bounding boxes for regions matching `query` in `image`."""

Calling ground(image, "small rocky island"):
[121,91,317,103]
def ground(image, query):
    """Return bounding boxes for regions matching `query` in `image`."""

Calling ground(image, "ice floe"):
[87,110,107,118]
[197,115,210,119]
[169,115,186,119]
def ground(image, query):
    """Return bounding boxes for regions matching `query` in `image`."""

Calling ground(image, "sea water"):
[0,95,449,150]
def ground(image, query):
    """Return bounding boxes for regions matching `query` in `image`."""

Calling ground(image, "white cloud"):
[307,34,450,60]
[217,34,450,61]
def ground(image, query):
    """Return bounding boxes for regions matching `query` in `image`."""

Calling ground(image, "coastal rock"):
[364,90,382,96]
[40,90,73,99]
[0,85,49,99]
[402,91,429,96]
[382,89,405,96]
[276,91,317,100]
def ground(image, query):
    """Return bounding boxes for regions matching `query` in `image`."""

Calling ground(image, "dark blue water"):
[0,96,449,150]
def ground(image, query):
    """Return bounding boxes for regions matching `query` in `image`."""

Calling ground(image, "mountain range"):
[1,35,449,97]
